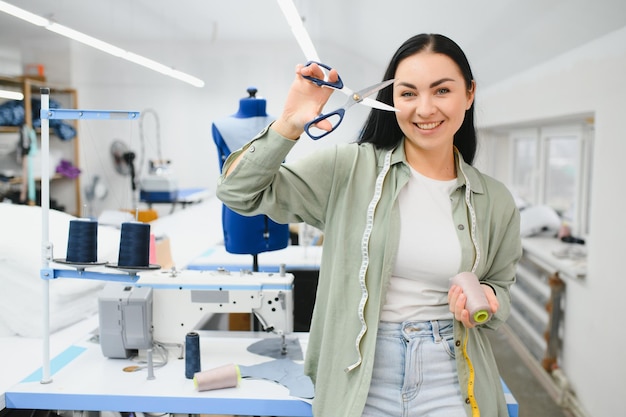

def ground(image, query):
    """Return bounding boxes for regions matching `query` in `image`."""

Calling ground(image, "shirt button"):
[457,224,465,230]
[249,145,256,153]
[465,398,471,404]
[455,340,461,347]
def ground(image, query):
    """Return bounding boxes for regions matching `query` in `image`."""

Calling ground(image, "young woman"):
[217,33,522,417]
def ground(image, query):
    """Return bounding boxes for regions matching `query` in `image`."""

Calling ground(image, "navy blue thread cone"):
[66,219,98,263]
[185,332,201,379]
[118,222,151,267]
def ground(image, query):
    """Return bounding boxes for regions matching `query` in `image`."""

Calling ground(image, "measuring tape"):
[346,149,393,372]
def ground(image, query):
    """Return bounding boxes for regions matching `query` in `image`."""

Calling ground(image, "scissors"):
[302,61,397,140]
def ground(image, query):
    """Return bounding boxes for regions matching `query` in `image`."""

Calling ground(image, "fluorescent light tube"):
[46,23,126,57]
[276,0,320,62]
[0,89,24,100]
[124,52,205,88]
[0,1,48,26]
[0,1,205,88]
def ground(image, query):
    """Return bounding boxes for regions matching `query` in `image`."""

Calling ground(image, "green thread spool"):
[473,309,490,324]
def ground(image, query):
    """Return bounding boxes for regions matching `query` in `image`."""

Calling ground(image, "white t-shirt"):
[380,166,461,322]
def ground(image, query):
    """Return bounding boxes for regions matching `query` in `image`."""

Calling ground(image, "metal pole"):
[40,87,52,384]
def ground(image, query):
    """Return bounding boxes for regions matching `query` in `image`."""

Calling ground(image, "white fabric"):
[0,317,13,337]
[148,196,224,268]
[519,204,562,237]
[0,204,120,337]
[0,197,224,337]
[381,168,461,322]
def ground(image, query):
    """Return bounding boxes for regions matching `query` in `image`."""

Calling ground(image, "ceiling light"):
[0,1,205,88]
[0,89,24,100]
[277,0,320,62]
[0,0,47,26]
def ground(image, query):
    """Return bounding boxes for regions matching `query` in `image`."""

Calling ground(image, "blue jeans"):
[362,320,466,417]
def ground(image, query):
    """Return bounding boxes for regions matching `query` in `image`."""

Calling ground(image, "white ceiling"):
[1,0,625,87]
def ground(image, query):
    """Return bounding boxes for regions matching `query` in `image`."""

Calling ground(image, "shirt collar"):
[380,140,485,195]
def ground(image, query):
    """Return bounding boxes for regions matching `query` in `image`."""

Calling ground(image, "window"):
[511,129,539,205]
[481,120,594,236]
[542,128,581,220]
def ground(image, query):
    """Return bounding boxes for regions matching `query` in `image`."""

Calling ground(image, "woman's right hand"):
[271,62,339,140]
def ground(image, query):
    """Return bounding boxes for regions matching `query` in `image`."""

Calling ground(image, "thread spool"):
[185,332,201,379]
[194,363,241,391]
[450,271,493,325]
[118,221,151,267]
[66,219,98,263]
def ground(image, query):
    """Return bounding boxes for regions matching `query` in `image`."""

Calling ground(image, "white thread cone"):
[450,271,492,324]
[194,363,241,391]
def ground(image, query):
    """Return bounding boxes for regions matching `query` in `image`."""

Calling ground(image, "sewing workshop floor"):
[488,325,573,417]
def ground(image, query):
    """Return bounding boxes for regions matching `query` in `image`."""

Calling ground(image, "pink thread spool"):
[450,271,492,325]
[149,233,157,264]
[194,363,241,392]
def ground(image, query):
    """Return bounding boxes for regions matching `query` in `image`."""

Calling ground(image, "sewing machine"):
[139,174,178,202]
[139,159,178,202]
[98,269,294,357]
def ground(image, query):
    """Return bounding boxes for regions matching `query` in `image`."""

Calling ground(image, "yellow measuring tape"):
[462,327,481,417]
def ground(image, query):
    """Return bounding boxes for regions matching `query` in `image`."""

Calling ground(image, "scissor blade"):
[357,79,397,112]
[362,97,398,112]
[358,79,394,99]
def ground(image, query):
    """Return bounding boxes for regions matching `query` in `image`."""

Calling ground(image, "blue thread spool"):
[185,332,201,379]
[118,222,151,267]
[66,219,98,263]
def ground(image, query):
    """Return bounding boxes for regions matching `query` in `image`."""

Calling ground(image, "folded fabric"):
[239,358,314,399]
[0,99,77,140]
[247,336,303,360]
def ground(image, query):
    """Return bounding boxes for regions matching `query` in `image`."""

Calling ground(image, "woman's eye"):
[400,91,415,97]
[436,87,450,95]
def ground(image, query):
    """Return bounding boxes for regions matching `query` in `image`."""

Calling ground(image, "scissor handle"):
[302,61,344,89]
[304,108,346,140]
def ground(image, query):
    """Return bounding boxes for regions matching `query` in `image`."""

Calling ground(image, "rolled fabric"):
[450,271,492,325]
[194,363,241,392]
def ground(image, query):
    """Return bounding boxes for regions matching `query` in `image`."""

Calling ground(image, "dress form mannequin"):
[212,87,275,167]
[212,88,289,264]
[233,88,268,117]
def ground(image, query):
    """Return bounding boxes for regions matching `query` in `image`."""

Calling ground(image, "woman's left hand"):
[448,284,499,328]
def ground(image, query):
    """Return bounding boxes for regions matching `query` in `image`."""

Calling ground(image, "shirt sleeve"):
[216,124,337,230]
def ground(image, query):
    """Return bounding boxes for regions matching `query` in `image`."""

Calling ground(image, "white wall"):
[479,27,626,417]
[55,37,382,215]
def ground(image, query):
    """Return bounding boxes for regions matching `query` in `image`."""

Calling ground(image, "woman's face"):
[393,51,474,156]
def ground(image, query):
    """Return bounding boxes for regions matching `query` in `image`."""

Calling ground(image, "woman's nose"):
[416,96,435,117]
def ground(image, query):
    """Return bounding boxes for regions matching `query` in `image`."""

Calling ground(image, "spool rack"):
[38,87,141,384]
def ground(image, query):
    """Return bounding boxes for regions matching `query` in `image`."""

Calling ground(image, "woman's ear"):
[466,80,476,110]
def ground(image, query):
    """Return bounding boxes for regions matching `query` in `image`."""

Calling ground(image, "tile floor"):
[488,324,574,417]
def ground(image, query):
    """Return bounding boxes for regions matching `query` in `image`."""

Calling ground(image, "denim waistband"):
[378,319,454,341]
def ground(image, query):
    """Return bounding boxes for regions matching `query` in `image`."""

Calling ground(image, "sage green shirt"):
[217,125,522,417]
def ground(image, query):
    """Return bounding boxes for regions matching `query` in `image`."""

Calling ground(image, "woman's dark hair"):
[358,33,477,164]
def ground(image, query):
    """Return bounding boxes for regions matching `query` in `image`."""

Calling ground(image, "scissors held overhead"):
[302,61,397,140]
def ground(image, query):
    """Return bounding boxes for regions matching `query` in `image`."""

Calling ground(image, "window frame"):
[480,120,594,236]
